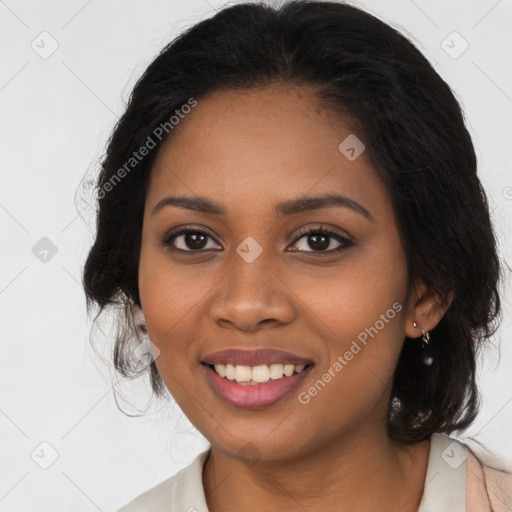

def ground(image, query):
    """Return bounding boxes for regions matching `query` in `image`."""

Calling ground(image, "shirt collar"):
[174,433,468,512]
[417,433,467,512]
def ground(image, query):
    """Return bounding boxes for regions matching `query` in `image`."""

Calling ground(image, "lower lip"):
[202,364,313,409]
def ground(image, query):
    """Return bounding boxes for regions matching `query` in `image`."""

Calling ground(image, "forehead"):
[146,83,390,218]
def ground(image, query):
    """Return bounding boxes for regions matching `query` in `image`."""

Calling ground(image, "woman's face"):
[139,83,419,461]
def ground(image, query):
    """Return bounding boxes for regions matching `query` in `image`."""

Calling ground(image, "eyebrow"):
[151,193,373,221]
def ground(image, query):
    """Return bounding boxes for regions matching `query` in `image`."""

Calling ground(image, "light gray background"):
[1,0,511,510]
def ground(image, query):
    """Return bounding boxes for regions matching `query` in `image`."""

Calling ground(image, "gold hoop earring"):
[413,321,430,347]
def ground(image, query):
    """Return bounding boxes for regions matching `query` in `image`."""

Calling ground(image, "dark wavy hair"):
[82,0,503,443]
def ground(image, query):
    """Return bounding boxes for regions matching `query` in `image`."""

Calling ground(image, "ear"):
[403,280,454,339]
[130,304,148,339]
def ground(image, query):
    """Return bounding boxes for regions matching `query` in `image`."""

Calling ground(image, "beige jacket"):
[117,433,512,511]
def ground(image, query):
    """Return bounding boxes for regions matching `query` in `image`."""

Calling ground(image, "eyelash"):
[294,226,354,253]
[160,225,353,255]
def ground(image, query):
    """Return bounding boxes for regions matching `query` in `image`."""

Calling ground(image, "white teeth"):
[252,365,270,382]
[234,365,252,382]
[225,364,236,380]
[269,364,284,380]
[283,364,294,377]
[216,363,226,378]
[212,363,308,383]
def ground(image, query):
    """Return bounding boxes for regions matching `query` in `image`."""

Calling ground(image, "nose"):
[209,252,296,332]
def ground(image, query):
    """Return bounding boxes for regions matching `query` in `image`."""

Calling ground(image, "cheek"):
[289,244,407,406]
[138,243,203,368]
[138,235,210,331]
[138,266,204,410]
[286,242,407,346]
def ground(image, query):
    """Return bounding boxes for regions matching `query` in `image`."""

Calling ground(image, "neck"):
[202,425,430,512]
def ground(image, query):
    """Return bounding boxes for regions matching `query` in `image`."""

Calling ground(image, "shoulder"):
[460,438,512,512]
[481,464,512,511]
[116,475,175,512]
[116,449,211,512]
[420,434,511,512]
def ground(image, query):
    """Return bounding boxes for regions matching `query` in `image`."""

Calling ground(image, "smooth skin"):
[138,82,452,512]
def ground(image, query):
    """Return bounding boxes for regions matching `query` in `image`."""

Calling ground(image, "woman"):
[82,1,512,510]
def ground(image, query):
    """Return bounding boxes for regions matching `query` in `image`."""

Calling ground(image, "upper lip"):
[201,348,314,366]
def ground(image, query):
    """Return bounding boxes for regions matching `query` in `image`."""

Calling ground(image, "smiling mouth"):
[202,362,312,385]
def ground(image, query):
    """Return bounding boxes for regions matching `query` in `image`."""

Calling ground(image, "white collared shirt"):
[117,433,512,512]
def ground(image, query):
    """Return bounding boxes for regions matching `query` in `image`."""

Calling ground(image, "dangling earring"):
[413,321,430,348]
[413,321,433,366]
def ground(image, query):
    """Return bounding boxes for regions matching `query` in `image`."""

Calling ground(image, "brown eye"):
[161,229,221,252]
[290,227,353,254]
[183,232,208,250]
[305,233,330,251]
